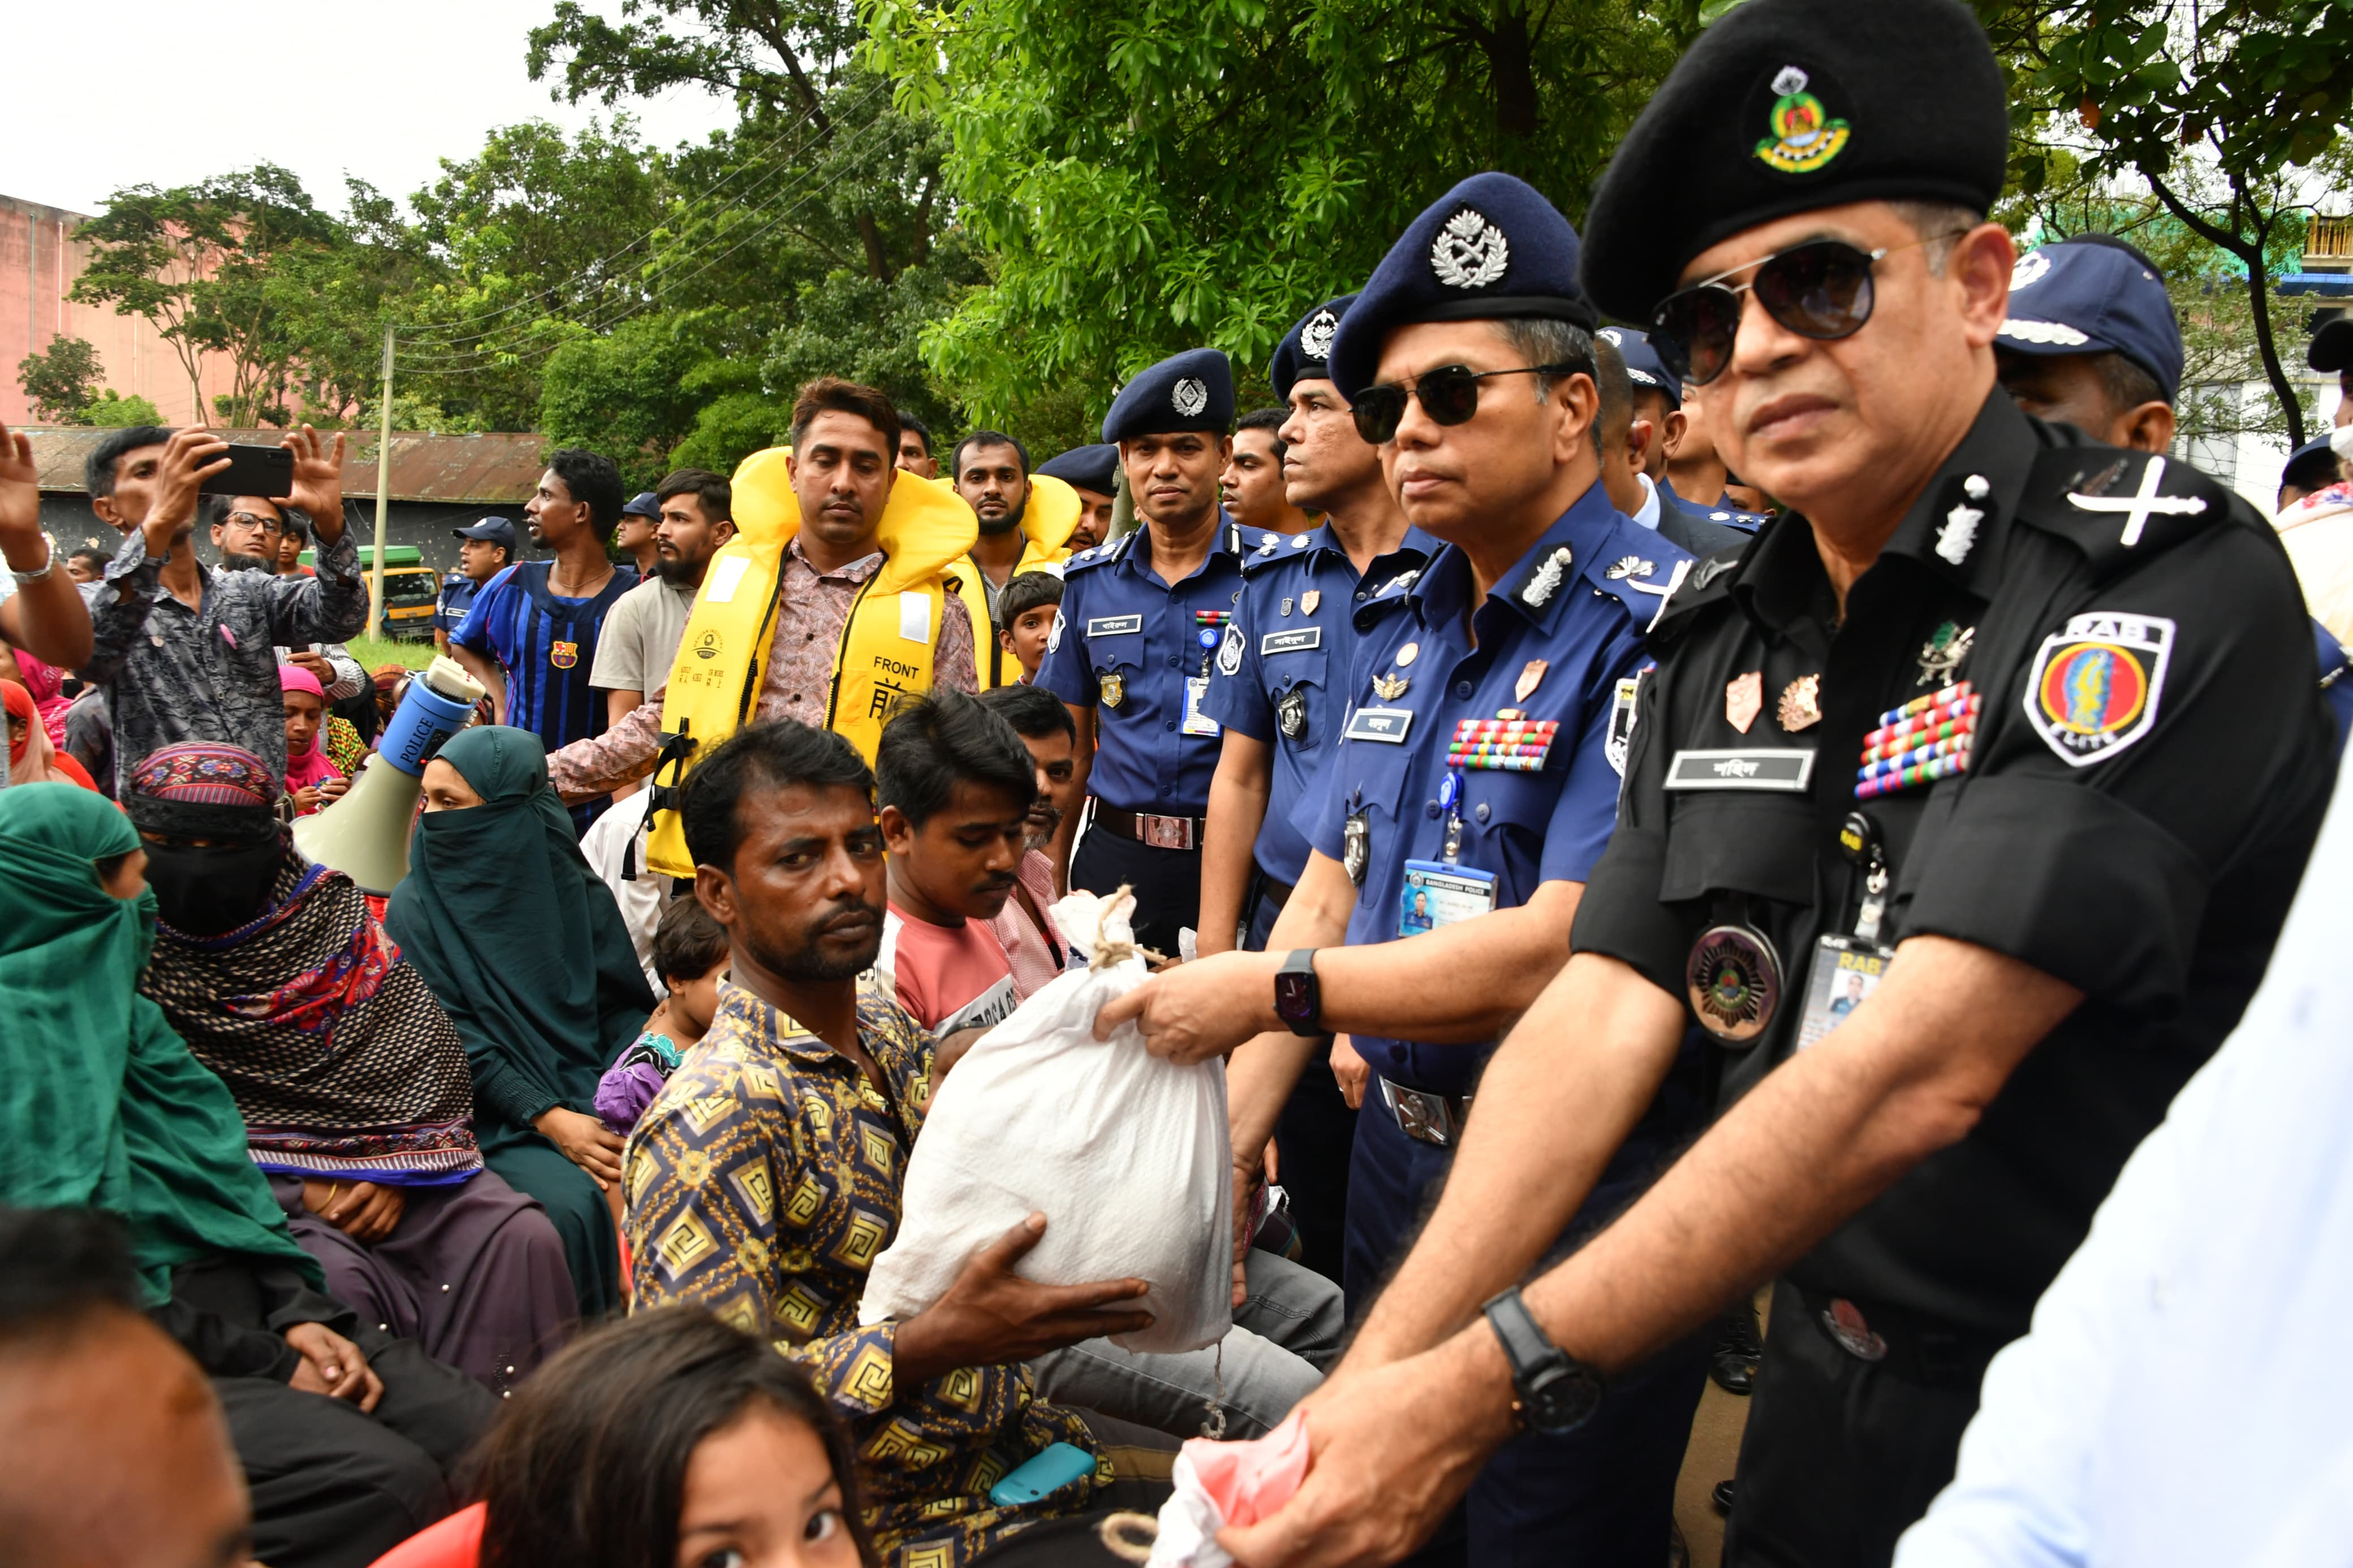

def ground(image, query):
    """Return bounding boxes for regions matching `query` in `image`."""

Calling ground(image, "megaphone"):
[292,656,485,895]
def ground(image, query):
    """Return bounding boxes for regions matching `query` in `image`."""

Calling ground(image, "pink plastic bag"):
[1147,1410,1312,1568]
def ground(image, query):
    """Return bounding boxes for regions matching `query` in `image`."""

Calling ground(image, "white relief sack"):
[860,888,1234,1354]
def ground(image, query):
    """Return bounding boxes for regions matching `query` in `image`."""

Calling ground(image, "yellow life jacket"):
[644,447,977,877]
[951,473,1080,690]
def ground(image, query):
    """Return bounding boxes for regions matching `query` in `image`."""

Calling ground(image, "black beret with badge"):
[1325,171,1598,400]
[1035,442,1120,495]
[1272,293,1360,402]
[1580,0,2010,326]
[1101,347,1236,443]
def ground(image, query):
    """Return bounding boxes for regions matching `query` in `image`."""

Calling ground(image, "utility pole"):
[370,325,393,640]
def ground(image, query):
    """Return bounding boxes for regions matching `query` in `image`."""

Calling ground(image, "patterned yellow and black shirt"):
[623,977,1105,1567]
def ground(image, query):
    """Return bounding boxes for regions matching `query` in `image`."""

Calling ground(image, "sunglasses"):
[1351,362,1585,444]
[1650,234,1950,387]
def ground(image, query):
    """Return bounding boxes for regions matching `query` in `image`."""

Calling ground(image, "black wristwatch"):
[1481,1287,1602,1436]
[1273,949,1322,1036]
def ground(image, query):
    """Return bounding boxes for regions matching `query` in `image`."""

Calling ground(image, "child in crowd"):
[871,693,1036,1051]
[996,569,1064,684]
[278,663,347,815]
[383,1306,874,1568]
[595,896,730,1134]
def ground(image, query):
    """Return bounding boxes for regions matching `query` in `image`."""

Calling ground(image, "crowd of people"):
[9,0,2353,1564]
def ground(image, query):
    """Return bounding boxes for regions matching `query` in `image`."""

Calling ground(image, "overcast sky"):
[4,0,739,218]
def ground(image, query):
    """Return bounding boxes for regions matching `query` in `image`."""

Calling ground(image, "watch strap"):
[1481,1286,1558,1376]
[1275,948,1321,1036]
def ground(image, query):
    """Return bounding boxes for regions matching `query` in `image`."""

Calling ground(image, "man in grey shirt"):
[589,466,735,731]
[79,425,363,793]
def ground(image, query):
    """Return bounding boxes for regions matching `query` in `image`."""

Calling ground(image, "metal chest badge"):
[1301,590,1321,615]
[1753,65,1850,175]
[1277,686,1309,742]
[1915,620,1975,688]
[1371,671,1411,701]
[1725,671,1764,733]
[550,640,580,669]
[1686,924,1783,1044]
[1099,670,1126,709]
[1343,811,1371,887]
[1778,673,1822,732]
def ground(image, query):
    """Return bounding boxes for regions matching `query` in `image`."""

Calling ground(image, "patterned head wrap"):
[123,742,281,843]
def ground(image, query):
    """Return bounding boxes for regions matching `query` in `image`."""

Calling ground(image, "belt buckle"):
[1140,813,1193,850]
[1381,1079,1454,1147]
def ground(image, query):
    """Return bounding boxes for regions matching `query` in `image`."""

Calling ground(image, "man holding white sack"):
[1100,172,1710,1565]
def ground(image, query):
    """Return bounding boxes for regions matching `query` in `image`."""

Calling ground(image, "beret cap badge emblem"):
[1171,377,1209,417]
[1755,64,1851,175]
[1300,310,1339,360]
[1430,208,1510,290]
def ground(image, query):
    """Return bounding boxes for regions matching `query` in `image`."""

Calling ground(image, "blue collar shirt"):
[1037,516,1249,816]
[1203,521,1439,887]
[1299,482,1692,1095]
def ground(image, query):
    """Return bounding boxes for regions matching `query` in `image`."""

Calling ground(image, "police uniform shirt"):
[1573,392,2334,1340]
[1302,483,1695,1096]
[1202,521,1438,886]
[1037,517,1249,815]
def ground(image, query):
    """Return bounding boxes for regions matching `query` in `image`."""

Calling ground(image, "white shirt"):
[1894,754,2353,1568]
[1630,473,1664,532]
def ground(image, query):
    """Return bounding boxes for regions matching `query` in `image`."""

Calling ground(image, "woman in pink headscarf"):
[10,649,71,749]
[278,663,348,816]
[5,680,96,789]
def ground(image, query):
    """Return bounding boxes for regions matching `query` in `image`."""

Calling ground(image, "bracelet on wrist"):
[7,536,55,585]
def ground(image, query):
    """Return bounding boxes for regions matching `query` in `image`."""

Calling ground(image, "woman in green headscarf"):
[386,727,656,1317]
[0,781,493,1568]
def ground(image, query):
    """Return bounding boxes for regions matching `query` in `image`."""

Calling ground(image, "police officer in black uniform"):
[1040,349,1249,956]
[1190,3,2337,1566]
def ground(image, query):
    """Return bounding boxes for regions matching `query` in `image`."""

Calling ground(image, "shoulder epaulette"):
[1062,532,1134,576]
[2018,447,2244,582]
[1645,539,1748,642]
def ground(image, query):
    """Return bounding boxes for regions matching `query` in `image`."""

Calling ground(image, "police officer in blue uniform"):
[1040,349,1249,956]
[1197,293,1439,1285]
[1035,442,1120,551]
[1599,326,1764,551]
[1100,172,1706,1564]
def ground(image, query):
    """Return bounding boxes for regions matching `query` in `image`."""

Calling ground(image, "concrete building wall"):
[0,194,238,427]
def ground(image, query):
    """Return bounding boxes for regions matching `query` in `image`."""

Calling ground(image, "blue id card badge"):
[1397,859,1497,938]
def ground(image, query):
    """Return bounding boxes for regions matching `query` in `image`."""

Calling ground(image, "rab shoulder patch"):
[2022,611,2175,767]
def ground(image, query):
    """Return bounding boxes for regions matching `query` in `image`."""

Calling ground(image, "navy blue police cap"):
[621,491,662,520]
[2283,435,2340,497]
[452,516,518,552]
[1034,443,1120,495]
[1596,326,1682,409]
[1997,235,2183,405]
[1581,0,2009,325]
[1325,172,1598,399]
[1272,294,1360,402]
[1102,348,1235,443]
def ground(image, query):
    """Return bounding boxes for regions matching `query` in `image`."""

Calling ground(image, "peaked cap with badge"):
[1102,348,1236,443]
[1580,0,2009,323]
[1597,326,1682,409]
[1272,293,1360,401]
[1997,235,2184,404]
[1325,171,1598,399]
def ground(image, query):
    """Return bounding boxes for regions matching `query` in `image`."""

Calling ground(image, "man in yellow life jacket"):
[947,429,1082,689]
[545,378,981,872]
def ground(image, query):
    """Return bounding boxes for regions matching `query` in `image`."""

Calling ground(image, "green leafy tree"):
[537,312,715,486]
[16,337,106,424]
[2003,0,2353,447]
[866,0,1693,426]
[68,165,343,427]
[83,391,165,428]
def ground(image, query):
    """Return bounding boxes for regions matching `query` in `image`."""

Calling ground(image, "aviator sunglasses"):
[1350,362,1587,444]
[1650,233,1954,387]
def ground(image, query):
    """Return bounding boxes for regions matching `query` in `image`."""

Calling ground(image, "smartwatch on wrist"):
[1273,949,1322,1036]
[1481,1287,1602,1436]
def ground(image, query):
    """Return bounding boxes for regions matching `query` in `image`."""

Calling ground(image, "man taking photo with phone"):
[80,426,362,798]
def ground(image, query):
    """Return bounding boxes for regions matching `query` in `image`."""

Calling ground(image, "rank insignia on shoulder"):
[1099,671,1126,710]
[1447,716,1559,772]
[1856,681,1977,798]
[2024,613,2174,767]
[1520,546,1573,607]
[2064,454,2206,548]
[1371,671,1411,701]
[1606,555,1655,580]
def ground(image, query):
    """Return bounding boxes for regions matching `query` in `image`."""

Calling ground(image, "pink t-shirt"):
[876,902,1020,1034]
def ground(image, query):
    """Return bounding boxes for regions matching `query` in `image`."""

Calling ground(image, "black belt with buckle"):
[1378,1077,1473,1148]
[1093,802,1207,852]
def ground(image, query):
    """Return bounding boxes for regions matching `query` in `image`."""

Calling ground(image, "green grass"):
[343,633,438,672]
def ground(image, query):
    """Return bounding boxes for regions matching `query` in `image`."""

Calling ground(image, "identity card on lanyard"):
[1794,809,1897,1051]
[1398,767,1496,936]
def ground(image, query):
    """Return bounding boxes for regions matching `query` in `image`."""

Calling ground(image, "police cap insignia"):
[1273,293,1359,400]
[1102,348,1235,442]
[1432,209,1511,289]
